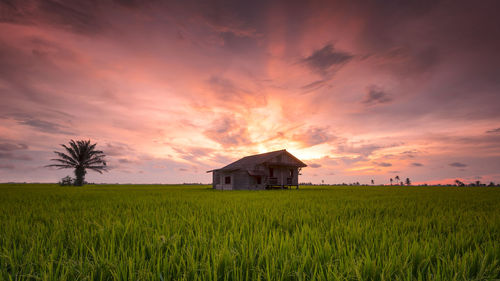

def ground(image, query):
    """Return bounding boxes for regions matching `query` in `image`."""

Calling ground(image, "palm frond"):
[53,151,77,165]
[87,168,104,174]
[45,164,73,169]
[69,140,82,162]
[50,158,77,166]
[61,144,79,162]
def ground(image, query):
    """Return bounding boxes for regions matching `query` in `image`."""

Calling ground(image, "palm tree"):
[390,178,393,185]
[371,179,374,185]
[395,175,400,185]
[47,139,107,186]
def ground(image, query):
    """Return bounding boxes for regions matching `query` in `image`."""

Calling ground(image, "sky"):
[1,0,500,185]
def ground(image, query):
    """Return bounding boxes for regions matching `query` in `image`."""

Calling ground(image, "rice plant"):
[0,184,499,280]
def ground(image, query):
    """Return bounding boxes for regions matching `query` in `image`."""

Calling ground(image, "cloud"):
[204,115,251,147]
[18,118,74,134]
[6,113,74,135]
[375,162,392,167]
[411,162,423,167]
[0,0,107,35]
[173,146,214,161]
[208,76,242,97]
[300,80,327,94]
[0,143,28,151]
[0,152,32,160]
[206,75,266,108]
[0,164,15,169]
[400,150,418,158]
[209,153,235,165]
[486,128,500,134]
[198,14,258,39]
[302,44,353,75]
[292,127,334,147]
[362,86,392,105]
[309,163,321,168]
[336,143,389,157]
[104,143,134,157]
[449,162,467,168]
[340,156,366,165]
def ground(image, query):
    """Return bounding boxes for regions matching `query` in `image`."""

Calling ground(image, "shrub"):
[59,176,74,186]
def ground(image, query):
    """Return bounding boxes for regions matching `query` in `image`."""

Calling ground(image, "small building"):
[207,149,307,190]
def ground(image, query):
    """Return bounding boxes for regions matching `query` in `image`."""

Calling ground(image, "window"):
[224,176,231,184]
[256,176,262,184]
[269,168,274,177]
[289,169,294,177]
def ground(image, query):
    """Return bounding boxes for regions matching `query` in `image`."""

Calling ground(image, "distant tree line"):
[454,179,498,187]
[301,178,499,187]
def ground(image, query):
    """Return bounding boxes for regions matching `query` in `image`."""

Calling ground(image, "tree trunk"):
[74,167,86,186]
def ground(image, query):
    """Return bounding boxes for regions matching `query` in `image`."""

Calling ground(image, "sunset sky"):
[1,0,500,184]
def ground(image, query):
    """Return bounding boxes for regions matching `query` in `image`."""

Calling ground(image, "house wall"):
[213,171,233,190]
[266,166,298,186]
[212,170,268,190]
[232,170,249,190]
[232,170,266,190]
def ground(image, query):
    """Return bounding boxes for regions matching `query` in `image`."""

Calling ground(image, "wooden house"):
[207,149,307,190]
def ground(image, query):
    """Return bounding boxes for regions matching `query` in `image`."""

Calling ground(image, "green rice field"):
[0,184,499,281]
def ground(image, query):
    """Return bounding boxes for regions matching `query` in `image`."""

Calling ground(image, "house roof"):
[207,149,307,173]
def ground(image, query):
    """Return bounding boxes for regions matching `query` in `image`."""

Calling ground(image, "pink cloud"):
[1,0,500,184]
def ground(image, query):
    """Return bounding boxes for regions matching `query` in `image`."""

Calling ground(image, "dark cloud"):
[204,115,251,147]
[340,156,366,165]
[302,44,353,75]
[449,162,467,168]
[362,86,392,105]
[17,118,74,135]
[336,143,396,157]
[208,76,242,96]
[210,153,235,165]
[0,0,107,35]
[411,162,423,167]
[104,143,134,157]
[206,75,265,108]
[0,41,52,103]
[0,152,32,161]
[375,162,392,167]
[317,156,339,166]
[173,146,214,161]
[400,150,418,158]
[486,128,500,134]
[300,80,327,94]
[0,164,15,169]
[309,163,321,168]
[292,127,334,148]
[0,143,28,151]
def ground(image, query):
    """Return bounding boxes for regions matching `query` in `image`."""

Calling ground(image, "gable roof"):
[207,149,307,173]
